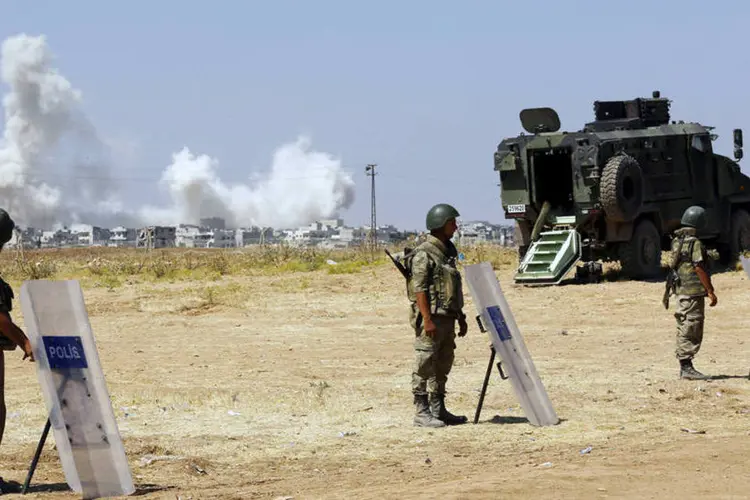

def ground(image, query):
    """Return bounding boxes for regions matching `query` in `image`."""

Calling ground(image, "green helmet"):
[680,205,706,230]
[0,209,14,245]
[426,203,460,231]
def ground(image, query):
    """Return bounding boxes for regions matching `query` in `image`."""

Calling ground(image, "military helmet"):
[0,209,14,245]
[680,205,706,230]
[426,203,460,231]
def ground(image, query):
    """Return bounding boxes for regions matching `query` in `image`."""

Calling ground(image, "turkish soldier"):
[0,209,35,454]
[669,205,717,380]
[408,203,468,427]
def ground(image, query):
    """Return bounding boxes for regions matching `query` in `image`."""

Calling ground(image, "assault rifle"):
[386,247,420,331]
[662,270,679,309]
[385,248,413,281]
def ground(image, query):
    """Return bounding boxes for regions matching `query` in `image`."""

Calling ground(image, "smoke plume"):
[0,33,127,228]
[138,137,356,229]
[0,33,356,230]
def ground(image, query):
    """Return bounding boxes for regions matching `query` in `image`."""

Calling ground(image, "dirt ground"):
[1,260,749,499]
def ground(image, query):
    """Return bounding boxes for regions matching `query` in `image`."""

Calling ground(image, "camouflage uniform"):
[408,234,467,426]
[671,227,708,364]
[410,235,464,392]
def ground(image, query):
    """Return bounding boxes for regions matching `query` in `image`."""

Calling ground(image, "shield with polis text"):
[20,279,134,498]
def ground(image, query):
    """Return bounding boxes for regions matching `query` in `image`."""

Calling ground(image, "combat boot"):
[413,394,446,428]
[429,393,468,425]
[680,359,708,380]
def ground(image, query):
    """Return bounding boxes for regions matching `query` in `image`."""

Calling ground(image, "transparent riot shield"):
[20,280,134,498]
[464,262,559,427]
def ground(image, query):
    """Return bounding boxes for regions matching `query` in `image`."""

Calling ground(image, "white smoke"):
[0,33,356,230]
[0,33,126,228]
[139,138,355,229]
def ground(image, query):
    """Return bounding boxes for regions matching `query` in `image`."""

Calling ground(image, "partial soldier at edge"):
[0,209,35,493]
[406,203,468,428]
[0,209,35,448]
[667,206,717,380]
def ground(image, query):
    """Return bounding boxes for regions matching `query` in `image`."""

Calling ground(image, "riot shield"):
[20,280,135,498]
[464,262,559,426]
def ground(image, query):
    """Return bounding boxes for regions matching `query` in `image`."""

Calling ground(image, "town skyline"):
[8,215,515,250]
[6,212,511,234]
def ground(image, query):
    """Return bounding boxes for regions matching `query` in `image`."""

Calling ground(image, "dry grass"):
[0,243,387,287]
[1,243,749,499]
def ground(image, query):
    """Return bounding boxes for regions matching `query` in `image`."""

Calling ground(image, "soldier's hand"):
[708,291,717,307]
[424,318,437,338]
[22,338,34,362]
[458,316,468,337]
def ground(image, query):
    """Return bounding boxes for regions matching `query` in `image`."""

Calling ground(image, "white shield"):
[20,280,134,498]
[464,262,559,426]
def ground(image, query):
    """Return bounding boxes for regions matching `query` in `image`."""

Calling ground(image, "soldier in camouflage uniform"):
[669,205,717,380]
[0,209,35,457]
[407,203,468,427]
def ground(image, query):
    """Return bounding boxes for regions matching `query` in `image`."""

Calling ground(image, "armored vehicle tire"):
[729,208,750,261]
[600,155,644,222]
[618,219,661,279]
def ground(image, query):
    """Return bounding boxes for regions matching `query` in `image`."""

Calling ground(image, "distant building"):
[208,229,235,248]
[71,225,111,246]
[458,221,514,247]
[1,218,515,250]
[137,226,176,249]
[235,227,274,246]
[176,225,206,248]
[109,226,137,247]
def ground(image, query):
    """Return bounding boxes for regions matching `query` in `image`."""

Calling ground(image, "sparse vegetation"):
[0,243,398,286]
[2,243,745,289]
[1,244,744,291]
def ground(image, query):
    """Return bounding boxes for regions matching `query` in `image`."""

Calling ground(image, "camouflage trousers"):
[411,314,456,396]
[674,295,705,361]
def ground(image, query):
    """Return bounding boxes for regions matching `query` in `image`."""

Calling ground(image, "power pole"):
[365,163,377,260]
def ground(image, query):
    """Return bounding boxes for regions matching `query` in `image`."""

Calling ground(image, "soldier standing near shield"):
[0,209,35,445]
[0,209,34,493]
[408,203,469,427]
[668,206,717,380]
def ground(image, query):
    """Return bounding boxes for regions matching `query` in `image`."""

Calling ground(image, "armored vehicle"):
[495,90,750,285]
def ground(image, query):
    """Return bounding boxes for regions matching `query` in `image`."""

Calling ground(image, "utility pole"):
[365,163,377,260]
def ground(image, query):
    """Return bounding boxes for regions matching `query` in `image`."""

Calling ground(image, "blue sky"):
[1,0,747,230]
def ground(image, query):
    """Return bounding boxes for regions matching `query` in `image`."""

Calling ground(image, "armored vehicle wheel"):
[730,208,750,261]
[600,155,644,222]
[618,219,661,279]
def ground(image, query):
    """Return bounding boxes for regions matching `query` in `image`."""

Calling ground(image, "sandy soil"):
[1,262,749,499]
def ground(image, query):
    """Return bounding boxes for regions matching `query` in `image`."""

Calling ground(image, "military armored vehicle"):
[495,90,750,285]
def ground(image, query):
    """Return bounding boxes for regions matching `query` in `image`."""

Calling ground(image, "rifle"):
[386,248,423,332]
[662,271,678,309]
[385,248,412,281]
[663,236,689,309]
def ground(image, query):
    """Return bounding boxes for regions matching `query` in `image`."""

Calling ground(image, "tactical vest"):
[405,238,464,316]
[671,233,706,297]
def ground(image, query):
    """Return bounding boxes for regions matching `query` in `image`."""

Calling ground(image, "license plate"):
[506,204,526,214]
